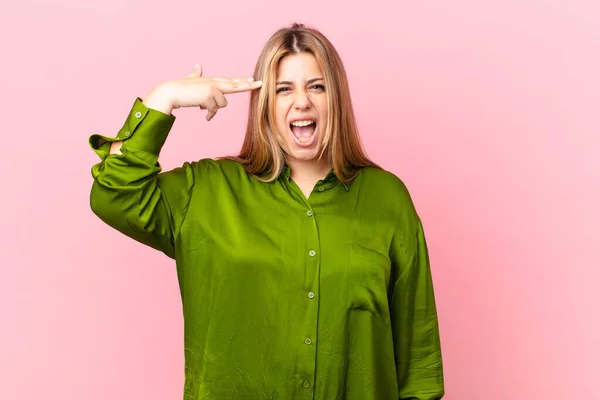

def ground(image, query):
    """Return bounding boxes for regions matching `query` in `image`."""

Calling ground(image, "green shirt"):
[89,98,444,400]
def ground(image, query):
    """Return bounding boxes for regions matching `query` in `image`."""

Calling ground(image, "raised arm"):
[89,65,262,258]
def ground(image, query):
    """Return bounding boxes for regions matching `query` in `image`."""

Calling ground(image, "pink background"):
[1,0,599,398]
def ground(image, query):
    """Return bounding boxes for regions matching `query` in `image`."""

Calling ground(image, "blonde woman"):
[89,23,444,400]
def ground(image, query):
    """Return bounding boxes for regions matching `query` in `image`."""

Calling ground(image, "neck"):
[287,157,332,183]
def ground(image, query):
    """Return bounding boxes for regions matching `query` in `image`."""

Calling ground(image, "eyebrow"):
[276,78,324,85]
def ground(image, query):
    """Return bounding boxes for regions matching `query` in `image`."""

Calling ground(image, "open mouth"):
[290,120,317,147]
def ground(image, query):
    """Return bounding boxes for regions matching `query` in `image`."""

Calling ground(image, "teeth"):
[291,120,315,127]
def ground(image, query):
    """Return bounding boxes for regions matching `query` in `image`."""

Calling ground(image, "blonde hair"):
[225,23,379,184]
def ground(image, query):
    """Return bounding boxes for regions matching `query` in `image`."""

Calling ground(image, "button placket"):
[301,200,320,396]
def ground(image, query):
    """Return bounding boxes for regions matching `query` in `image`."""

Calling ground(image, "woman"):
[89,23,444,400]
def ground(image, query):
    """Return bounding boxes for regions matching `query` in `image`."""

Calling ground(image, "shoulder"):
[182,157,253,188]
[358,166,421,222]
[188,157,246,177]
[359,166,414,201]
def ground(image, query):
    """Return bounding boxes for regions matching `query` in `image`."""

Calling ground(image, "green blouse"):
[89,98,444,399]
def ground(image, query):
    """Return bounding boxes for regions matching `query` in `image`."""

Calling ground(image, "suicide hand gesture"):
[143,64,262,121]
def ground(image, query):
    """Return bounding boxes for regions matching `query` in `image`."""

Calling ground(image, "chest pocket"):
[346,242,392,325]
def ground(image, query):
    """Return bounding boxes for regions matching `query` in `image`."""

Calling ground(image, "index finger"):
[217,80,263,94]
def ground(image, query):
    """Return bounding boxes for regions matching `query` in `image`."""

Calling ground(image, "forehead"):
[276,52,323,80]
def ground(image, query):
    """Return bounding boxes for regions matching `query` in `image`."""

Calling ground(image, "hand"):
[147,64,262,121]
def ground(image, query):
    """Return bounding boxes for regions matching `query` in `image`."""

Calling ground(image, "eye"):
[276,87,291,94]
[310,84,326,91]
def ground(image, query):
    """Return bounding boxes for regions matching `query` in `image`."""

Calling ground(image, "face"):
[274,52,329,164]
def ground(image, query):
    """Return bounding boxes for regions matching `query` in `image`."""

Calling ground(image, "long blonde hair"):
[225,23,379,184]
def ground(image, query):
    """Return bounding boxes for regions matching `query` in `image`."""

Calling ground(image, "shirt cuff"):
[89,97,176,159]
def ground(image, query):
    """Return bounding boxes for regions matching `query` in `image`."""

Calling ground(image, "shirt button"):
[302,380,311,388]
[309,250,316,257]
[135,111,142,118]
[304,338,312,345]
[306,210,313,217]
[124,131,131,137]
[308,291,315,299]
[318,186,325,192]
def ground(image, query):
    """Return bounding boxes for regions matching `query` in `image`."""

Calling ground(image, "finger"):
[204,98,218,121]
[206,108,219,121]
[218,80,262,94]
[212,77,255,83]
[213,90,228,109]
[187,64,203,78]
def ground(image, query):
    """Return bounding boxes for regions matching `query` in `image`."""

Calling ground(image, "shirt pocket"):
[346,242,392,325]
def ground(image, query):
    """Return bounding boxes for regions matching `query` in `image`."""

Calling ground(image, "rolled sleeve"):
[89,97,175,161]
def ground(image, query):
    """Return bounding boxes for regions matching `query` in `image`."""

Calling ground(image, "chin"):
[291,153,319,162]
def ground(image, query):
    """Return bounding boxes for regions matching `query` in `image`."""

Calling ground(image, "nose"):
[294,90,311,110]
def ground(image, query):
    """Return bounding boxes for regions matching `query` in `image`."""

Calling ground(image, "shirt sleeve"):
[88,97,195,259]
[390,215,445,400]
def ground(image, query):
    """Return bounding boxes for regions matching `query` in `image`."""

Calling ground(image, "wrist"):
[143,83,174,115]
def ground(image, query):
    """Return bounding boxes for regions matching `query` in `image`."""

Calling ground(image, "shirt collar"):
[281,164,351,192]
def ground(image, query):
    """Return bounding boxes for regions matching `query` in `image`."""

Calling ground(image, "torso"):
[174,159,419,399]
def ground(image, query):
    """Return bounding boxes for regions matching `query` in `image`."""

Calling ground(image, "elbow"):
[89,180,125,227]
[89,181,110,220]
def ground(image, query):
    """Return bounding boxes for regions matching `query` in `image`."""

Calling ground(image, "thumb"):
[187,64,203,78]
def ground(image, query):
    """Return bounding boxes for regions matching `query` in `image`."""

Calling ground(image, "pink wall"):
[2,0,598,399]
